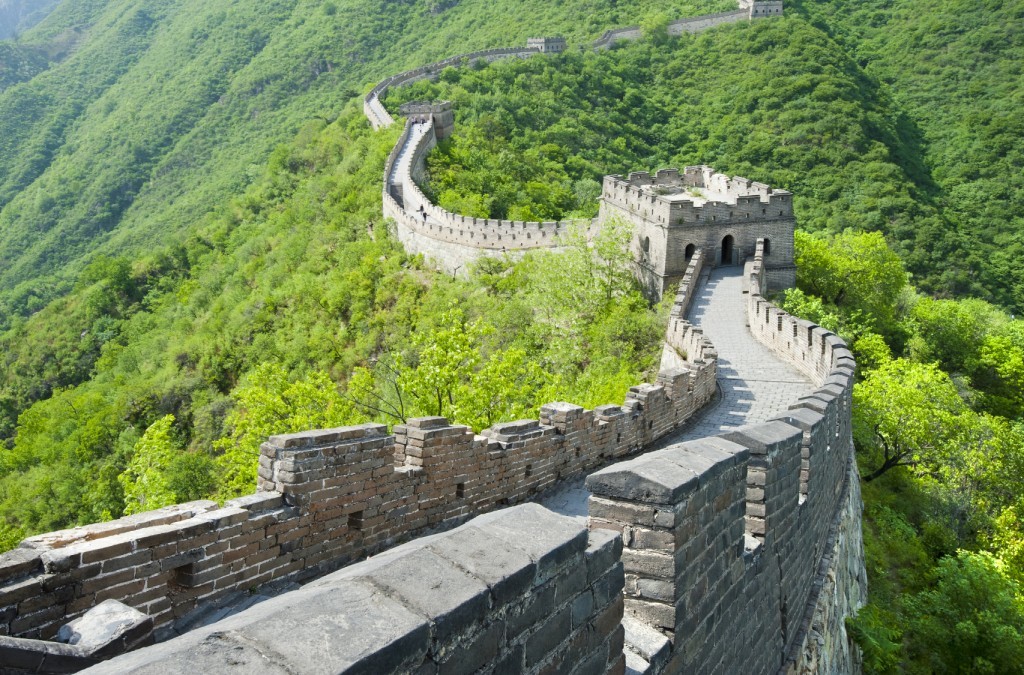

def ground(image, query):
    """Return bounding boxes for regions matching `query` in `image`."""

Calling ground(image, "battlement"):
[599,167,796,298]
[397,100,455,139]
[603,167,794,225]
[527,36,567,53]
[743,0,785,17]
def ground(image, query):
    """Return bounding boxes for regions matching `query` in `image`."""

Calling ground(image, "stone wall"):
[0,289,716,642]
[585,240,863,674]
[383,117,594,274]
[593,8,769,49]
[85,504,627,675]
[363,46,542,130]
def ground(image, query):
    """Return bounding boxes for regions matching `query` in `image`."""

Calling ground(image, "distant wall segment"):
[369,8,791,292]
[593,9,752,49]
[382,116,593,275]
[363,46,543,130]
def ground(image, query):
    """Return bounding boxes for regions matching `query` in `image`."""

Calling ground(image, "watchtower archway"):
[684,243,696,261]
[763,238,771,256]
[721,235,735,266]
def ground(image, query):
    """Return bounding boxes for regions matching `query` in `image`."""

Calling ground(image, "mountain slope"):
[0,0,734,325]
[795,0,1024,309]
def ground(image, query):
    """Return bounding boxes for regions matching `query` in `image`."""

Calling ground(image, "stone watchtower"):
[527,37,567,53]
[398,101,455,139]
[599,165,796,299]
[739,0,784,17]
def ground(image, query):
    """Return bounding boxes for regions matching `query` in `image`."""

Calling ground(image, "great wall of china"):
[0,3,867,673]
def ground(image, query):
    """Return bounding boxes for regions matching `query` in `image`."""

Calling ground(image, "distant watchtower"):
[739,0,784,17]
[527,36,568,53]
[398,101,455,139]
[600,165,796,299]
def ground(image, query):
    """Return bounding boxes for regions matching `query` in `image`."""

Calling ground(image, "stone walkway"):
[540,267,814,521]
[390,121,437,219]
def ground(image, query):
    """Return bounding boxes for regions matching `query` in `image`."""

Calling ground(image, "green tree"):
[214,364,355,499]
[641,12,672,45]
[119,415,178,515]
[902,551,1024,674]
[794,230,908,342]
[853,359,972,482]
[404,308,487,421]
[976,325,1024,419]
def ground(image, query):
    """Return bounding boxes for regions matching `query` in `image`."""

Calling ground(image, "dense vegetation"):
[780,231,1024,674]
[797,0,1024,311]
[0,102,665,545]
[1,0,1022,670]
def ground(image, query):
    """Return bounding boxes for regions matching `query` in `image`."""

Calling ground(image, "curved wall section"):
[585,240,864,674]
[383,116,594,273]
[364,47,542,130]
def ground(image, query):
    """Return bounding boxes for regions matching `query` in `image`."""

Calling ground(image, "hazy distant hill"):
[0,0,60,38]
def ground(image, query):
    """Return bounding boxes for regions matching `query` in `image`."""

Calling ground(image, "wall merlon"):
[719,420,802,457]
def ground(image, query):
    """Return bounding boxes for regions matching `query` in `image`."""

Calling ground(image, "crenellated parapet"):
[83,504,628,674]
[0,282,717,645]
[584,240,863,674]
[602,167,794,227]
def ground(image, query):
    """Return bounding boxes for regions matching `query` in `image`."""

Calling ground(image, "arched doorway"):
[684,243,696,261]
[721,235,734,266]
[763,238,771,256]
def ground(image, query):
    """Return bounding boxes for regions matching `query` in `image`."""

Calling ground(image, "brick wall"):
[0,286,717,641]
[85,504,627,675]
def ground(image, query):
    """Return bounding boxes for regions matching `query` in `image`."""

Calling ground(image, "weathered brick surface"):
[86,504,624,675]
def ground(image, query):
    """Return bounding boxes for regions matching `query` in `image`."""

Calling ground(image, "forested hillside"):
[0,0,732,536]
[797,0,1024,311]
[395,17,1024,668]
[1,0,1023,669]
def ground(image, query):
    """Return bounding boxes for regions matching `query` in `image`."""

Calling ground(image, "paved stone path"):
[390,121,437,219]
[540,266,814,521]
